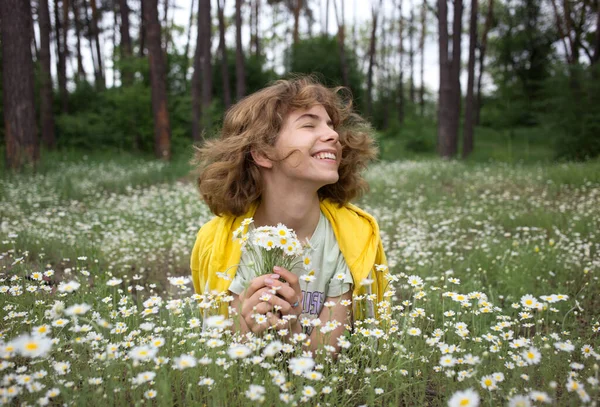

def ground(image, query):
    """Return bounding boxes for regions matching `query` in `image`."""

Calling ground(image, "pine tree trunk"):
[71,0,87,81]
[54,0,68,112]
[475,0,493,125]
[139,0,146,56]
[38,0,56,149]
[253,0,260,56]
[437,0,454,158]
[144,0,171,159]
[200,0,212,128]
[217,0,232,110]
[332,0,349,88]
[81,0,98,78]
[235,0,246,99]
[182,0,196,83]
[366,0,382,118]
[89,0,105,89]
[397,0,405,125]
[462,0,478,159]
[409,0,415,104]
[419,0,426,116]
[449,0,463,157]
[118,0,134,85]
[293,0,302,45]
[1,0,39,169]
[593,2,600,65]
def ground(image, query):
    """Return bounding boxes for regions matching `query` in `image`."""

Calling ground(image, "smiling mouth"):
[312,152,337,160]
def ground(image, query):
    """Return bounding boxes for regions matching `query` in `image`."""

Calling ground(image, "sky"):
[46,0,479,95]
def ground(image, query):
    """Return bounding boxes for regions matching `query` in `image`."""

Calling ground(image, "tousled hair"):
[193,75,378,217]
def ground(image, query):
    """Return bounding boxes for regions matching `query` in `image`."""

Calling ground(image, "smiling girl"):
[190,76,389,353]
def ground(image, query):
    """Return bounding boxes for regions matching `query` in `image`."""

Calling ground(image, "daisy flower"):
[173,354,197,370]
[10,334,52,358]
[228,344,252,359]
[447,388,479,407]
[522,347,541,365]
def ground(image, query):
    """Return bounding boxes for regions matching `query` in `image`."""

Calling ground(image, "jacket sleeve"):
[190,221,214,295]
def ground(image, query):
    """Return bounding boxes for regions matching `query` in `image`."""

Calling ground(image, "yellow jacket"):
[190,199,389,319]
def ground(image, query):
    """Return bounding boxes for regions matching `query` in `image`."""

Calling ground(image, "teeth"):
[313,152,336,160]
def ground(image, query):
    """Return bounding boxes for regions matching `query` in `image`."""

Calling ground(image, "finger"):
[241,286,278,315]
[265,280,297,304]
[273,266,300,292]
[242,274,281,301]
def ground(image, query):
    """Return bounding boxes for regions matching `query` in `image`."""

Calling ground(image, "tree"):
[144,0,171,159]
[463,0,478,158]
[366,0,383,118]
[293,0,303,45]
[437,0,463,158]
[118,0,134,86]
[419,0,426,116]
[397,0,405,124]
[182,0,196,82]
[235,0,246,99]
[475,0,493,124]
[1,0,39,169]
[71,0,87,81]
[217,0,232,110]
[408,0,415,104]
[54,0,68,112]
[89,0,105,89]
[332,0,349,88]
[38,0,56,149]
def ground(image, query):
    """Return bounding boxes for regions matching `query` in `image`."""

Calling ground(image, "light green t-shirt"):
[228,211,354,325]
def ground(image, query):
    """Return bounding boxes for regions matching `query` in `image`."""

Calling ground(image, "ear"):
[250,149,273,169]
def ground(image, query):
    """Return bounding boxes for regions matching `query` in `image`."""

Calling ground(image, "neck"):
[253,187,321,242]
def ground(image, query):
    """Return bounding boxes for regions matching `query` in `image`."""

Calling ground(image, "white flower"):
[128,345,157,361]
[507,394,531,407]
[245,384,266,401]
[228,344,252,359]
[407,275,423,287]
[289,356,315,373]
[57,280,81,293]
[302,385,317,398]
[480,375,497,390]
[173,355,197,370]
[52,361,70,375]
[10,334,53,358]
[106,278,122,286]
[262,340,283,357]
[447,388,479,407]
[408,327,422,336]
[144,389,157,399]
[168,276,191,286]
[65,303,92,316]
[522,347,541,365]
[204,315,233,329]
[132,371,156,385]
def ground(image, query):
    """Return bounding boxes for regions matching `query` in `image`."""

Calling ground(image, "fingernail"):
[270,273,281,279]
[265,278,273,285]
[273,266,282,272]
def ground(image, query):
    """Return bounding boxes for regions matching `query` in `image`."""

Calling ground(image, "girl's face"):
[271,104,341,191]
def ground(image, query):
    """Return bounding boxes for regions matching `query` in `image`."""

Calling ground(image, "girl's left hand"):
[264,266,303,320]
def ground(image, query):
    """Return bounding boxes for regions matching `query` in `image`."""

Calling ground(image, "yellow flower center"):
[25,342,39,351]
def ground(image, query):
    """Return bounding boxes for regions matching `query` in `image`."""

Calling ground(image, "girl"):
[190,76,388,353]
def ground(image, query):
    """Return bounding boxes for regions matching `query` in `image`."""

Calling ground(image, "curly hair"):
[193,75,378,217]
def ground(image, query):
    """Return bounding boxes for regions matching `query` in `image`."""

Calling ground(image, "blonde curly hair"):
[193,75,378,217]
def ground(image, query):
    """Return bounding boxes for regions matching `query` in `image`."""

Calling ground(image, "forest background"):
[0,0,599,169]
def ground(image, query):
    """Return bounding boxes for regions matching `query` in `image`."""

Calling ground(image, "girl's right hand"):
[237,274,286,334]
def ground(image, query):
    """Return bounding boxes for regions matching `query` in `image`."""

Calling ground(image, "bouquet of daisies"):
[233,218,313,281]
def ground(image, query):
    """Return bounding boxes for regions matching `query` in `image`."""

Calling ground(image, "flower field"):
[1,156,599,406]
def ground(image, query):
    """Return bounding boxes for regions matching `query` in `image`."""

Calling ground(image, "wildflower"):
[480,375,497,390]
[522,347,541,365]
[407,275,423,287]
[144,389,157,399]
[439,355,456,367]
[88,377,103,385]
[245,384,266,402]
[375,388,384,395]
[132,371,156,385]
[507,395,531,407]
[408,327,422,336]
[529,391,551,403]
[289,356,315,373]
[65,303,92,316]
[128,345,157,361]
[173,355,197,370]
[205,315,233,329]
[302,386,317,398]
[106,278,122,286]
[554,341,575,352]
[168,276,190,286]
[447,388,479,407]
[57,281,80,293]
[9,334,52,358]
[228,344,252,359]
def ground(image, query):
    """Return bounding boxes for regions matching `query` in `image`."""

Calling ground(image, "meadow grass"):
[0,149,598,406]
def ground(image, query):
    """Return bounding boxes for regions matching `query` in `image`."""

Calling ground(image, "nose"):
[321,124,339,144]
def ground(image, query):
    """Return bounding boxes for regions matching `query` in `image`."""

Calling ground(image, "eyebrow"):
[294,113,333,126]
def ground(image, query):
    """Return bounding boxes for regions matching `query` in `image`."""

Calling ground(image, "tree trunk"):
[235,0,246,99]
[182,0,196,83]
[217,0,232,110]
[30,3,40,62]
[81,0,98,78]
[89,0,105,89]
[593,0,600,65]
[332,0,349,88]
[462,0,478,159]
[1,0,39,169]
[71,0,87,81]
[475,0,493,125]
[409,0,415,104]
[419,0,426,116]
[253,0,260,56]
[325,0,329,35]
[38,0,56,149]
[366,0,382,118]
[139,0,146,56]
[450,0,463,157]
[437,0,453,158]
[293,0,302,45]
[144,0,171,159]
[118,0,134,86]
[200,0,212,126]
[397,0,405,125]
[62,0,70,84]
[54,0,68,112]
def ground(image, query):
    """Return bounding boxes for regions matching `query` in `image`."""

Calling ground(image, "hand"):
[267,266,303,322]
[238,274,286,334]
